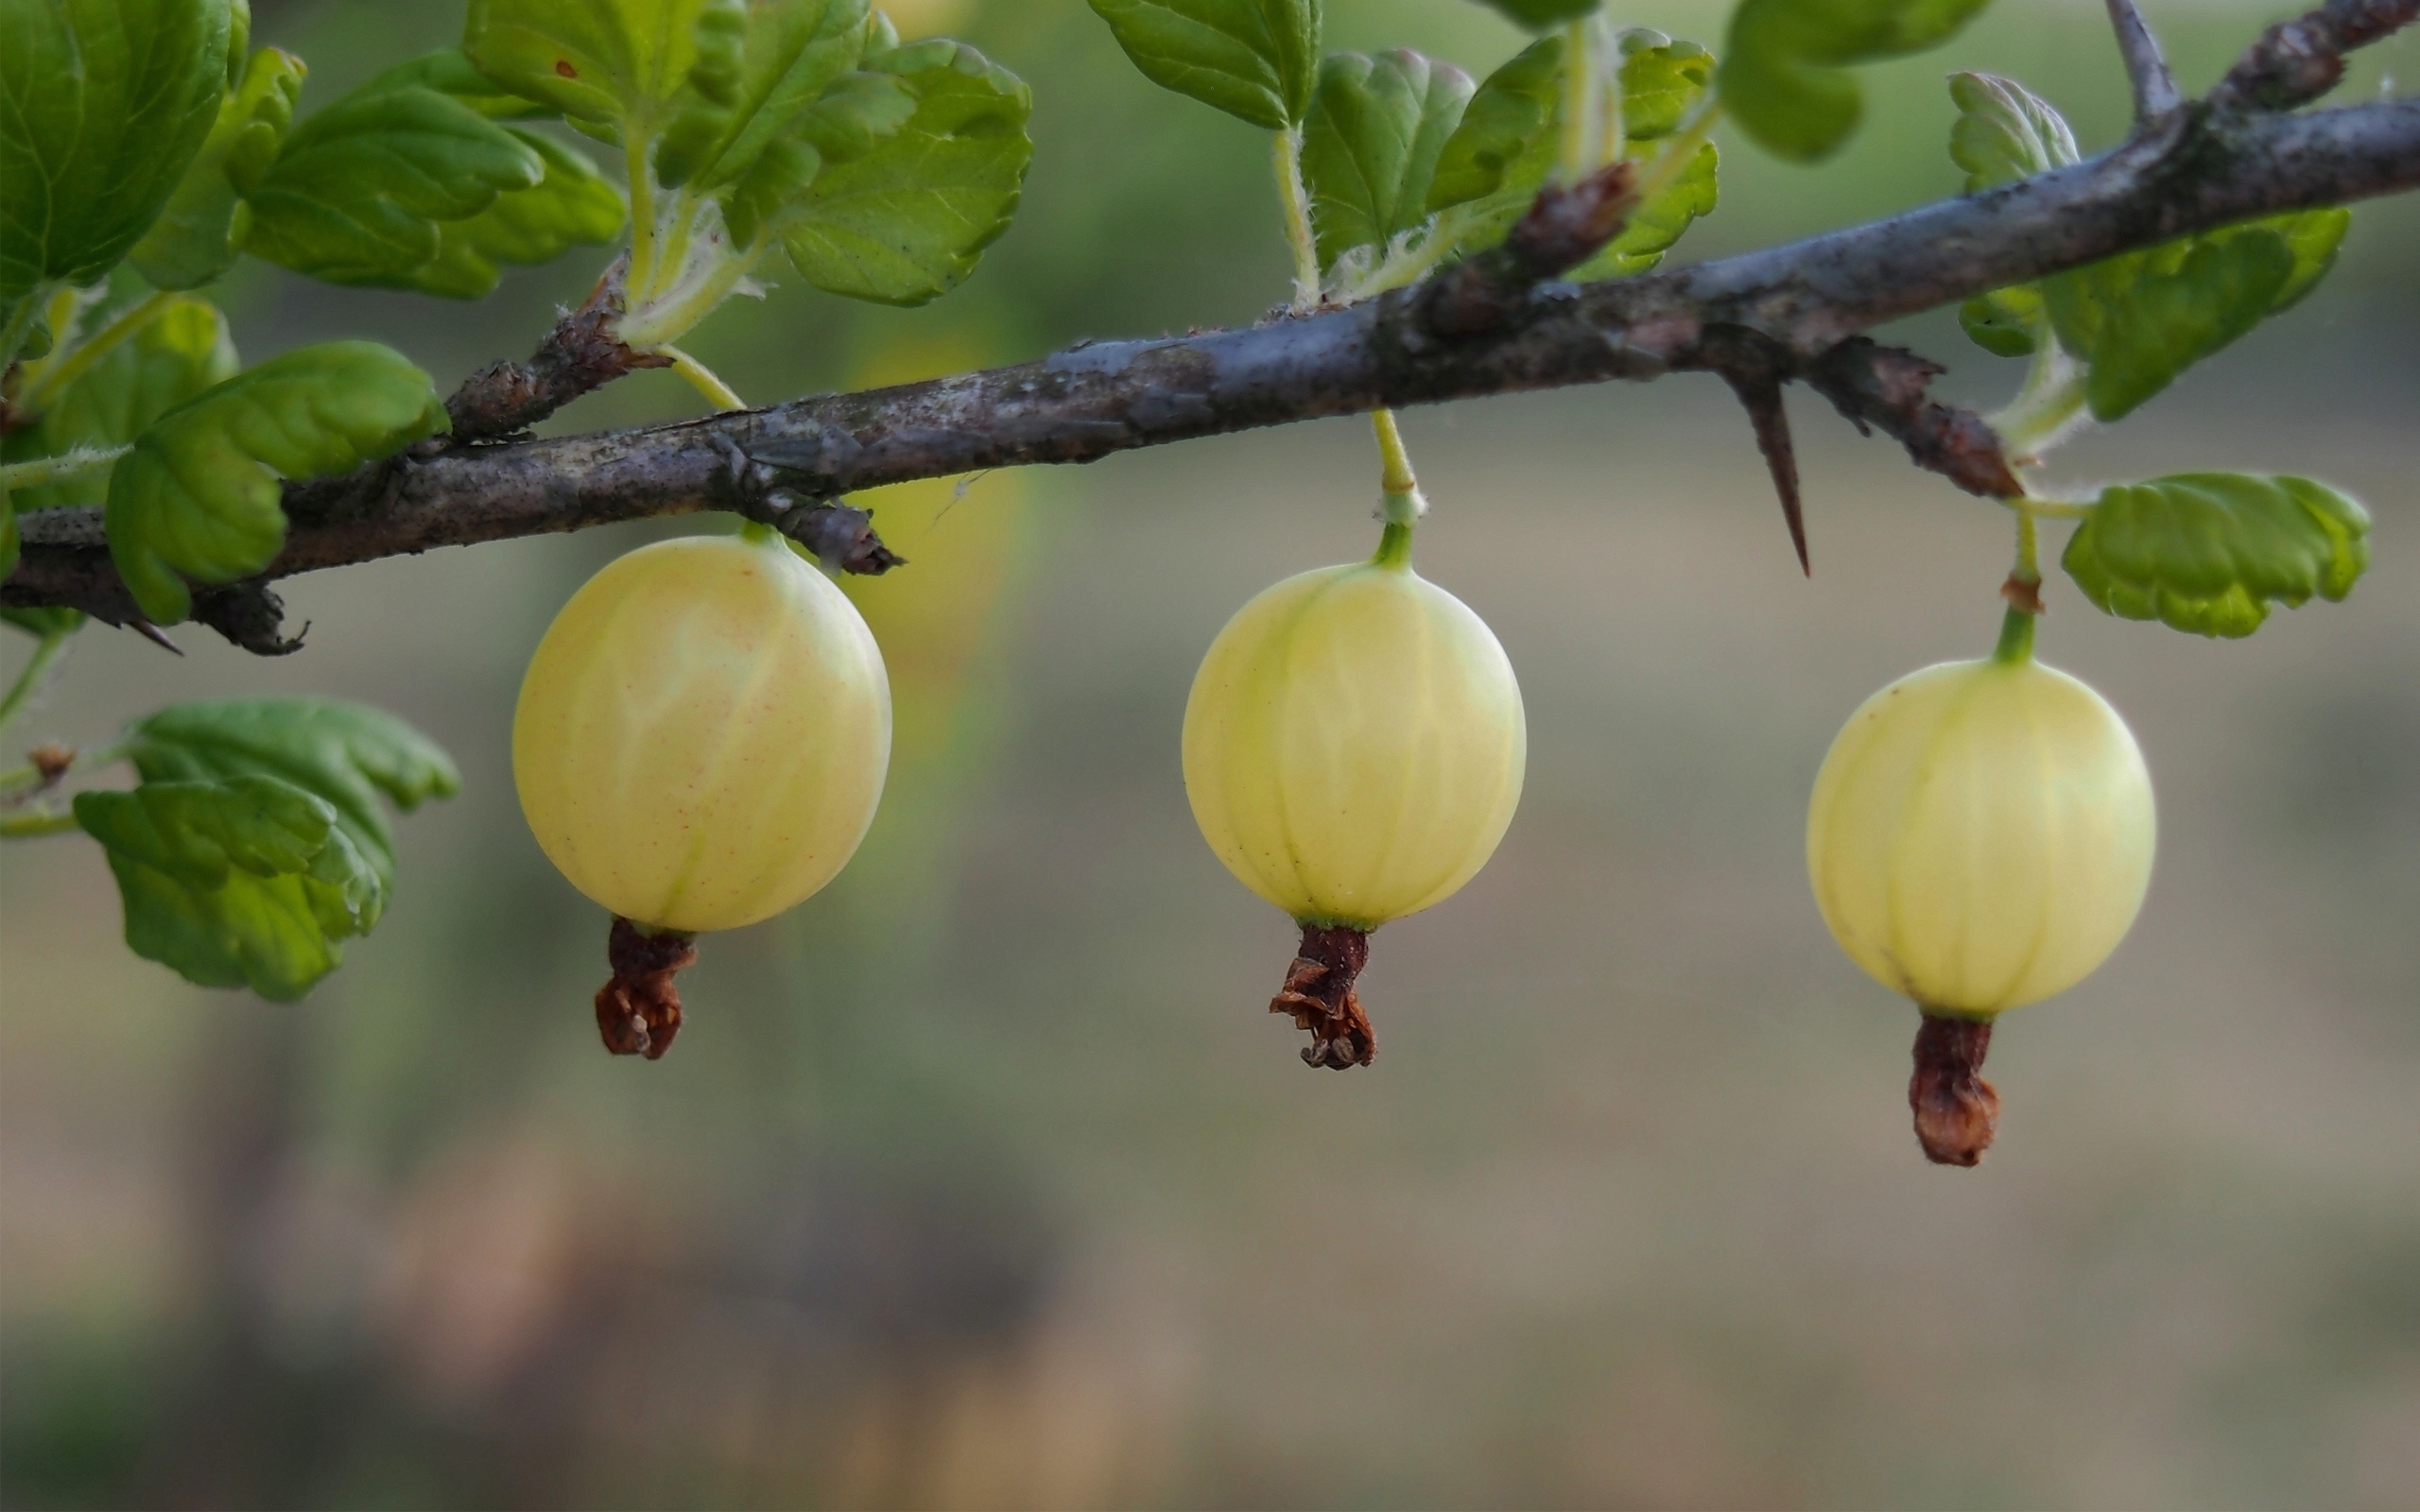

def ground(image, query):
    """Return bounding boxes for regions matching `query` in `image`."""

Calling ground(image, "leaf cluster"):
[1,0,1035,1005]
[1089,0,1722,301]
[74,700,460,1000]
[1949,74,2348,421]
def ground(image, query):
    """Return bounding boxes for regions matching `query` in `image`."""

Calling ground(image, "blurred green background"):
[5,1,2417,1506]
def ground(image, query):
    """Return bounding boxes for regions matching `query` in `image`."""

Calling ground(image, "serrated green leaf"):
[462,0,747,133]
[717,70,920,254]
[1301,50,1473,270]
[2053,230,2294,421]
[0,0,234,300]
[1959,286,2040,356]
[2063,472,2372,638]
[659,0,870,189]
[1948,75,2346,383]
[258,52,629,298]
[1947,74,2068,357]
[790,68,917,160]
[78,773,340,892]
[1567,139,1717,279]
[1472,0,1600,26]
[129,46,309,290]
[1721,0,1995,163]
[720,137,819,248]
[2264,206,2350,312]
[238,81,547,288]
[407,129,628,298]
[1947,70,2076,193]
[1423,29,1715,276]
[123,696,459,894]
[778,39,1030,305]
[73,695,457,1004]
[71,715,438,1001]
[362,47,557,120]
[1426,33,1561,215]
[96,834,357,1000]
[2,294,238,509]
[1088,0,1320,130]
[105,342,447,624]
[1617,32,1713,142]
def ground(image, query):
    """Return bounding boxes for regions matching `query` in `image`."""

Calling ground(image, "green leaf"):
[78,778,374,1001]
[778,39,1031,305]
[2263,206,2350,312]
[1426,33,1561,215]
[717,69,921,256]
[789,68,917,161]
[2062,472,2372,638]
[237,79,548,288]
[1301,50,1474,270]
[0,0,234,300]
[2050,229,2294,421]
[129,47,309,290]
[2,294,239,509]
[79,774,349,894]
[361,47,558,120]
[1422,29,1716,277]
[121,698,459,886]
[407,129,628,298]
[1567,140,1717,279]
[75,699,458,1001]
[254,51,628,298]
[2,606,86,637]
[461,0,748,133]
[1947,71,2075,193]
[1087,0,1321,130]
[659,0,870,189]
[1721,0,1996,163]
[1947,74,2069,357]
[720,138,822,249]
[1470,0,1600,26]
[1949,74,2348,387]
[105,342,447,624]
[1959,286,2041,357]
[1617,31,1713,142]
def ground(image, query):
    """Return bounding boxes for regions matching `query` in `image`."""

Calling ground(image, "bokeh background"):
[5,1,2417,1506]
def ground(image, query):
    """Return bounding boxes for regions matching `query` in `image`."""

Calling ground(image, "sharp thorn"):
[1727,374,1809,576]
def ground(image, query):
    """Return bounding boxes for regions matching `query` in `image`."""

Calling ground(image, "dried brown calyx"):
[596,918,698,1059]
[1270,924,1375,1070]
[1910,1011,2001,1165]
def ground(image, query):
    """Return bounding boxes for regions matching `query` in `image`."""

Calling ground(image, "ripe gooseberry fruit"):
[1806,611,2154,1164]
[1183,520,1526,1068]
[514,526,891,1057]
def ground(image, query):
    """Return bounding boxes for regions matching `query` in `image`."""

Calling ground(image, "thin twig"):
[2212,0,2420,111]
[6,94,2419,635]
[2104,0,2183,123]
